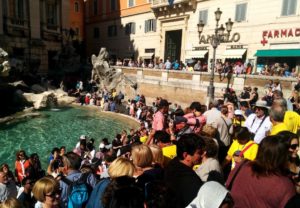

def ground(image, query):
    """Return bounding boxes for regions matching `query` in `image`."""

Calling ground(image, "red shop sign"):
[260,28,300,46]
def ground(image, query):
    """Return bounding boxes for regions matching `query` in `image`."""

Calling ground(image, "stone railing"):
[116,66,297,98]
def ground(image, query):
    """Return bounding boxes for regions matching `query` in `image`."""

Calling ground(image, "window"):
[111,0,116,11]
[94,27,99,38]
[145,19,156,33]
[199,10,208,25]
[108,25,117,37]
[15,0,24,19]
[46,2,57,27]
[93,0,98,15]
[235,3,247,22]
[281,0,297,16]
[125,22,136,35]
[128,0,135,7]
[74,2,79,12]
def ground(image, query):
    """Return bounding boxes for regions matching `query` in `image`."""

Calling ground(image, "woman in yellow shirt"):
[223,127,258,169]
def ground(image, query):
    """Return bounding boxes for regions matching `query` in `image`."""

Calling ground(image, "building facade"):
[85,0,160,62]
[86,0,300,71]
[70,0,85,41]
[0,0,72,75]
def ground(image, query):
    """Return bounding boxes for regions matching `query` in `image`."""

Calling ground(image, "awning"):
[185,50,208,59]
[223,49,247,59]
[255,49,300,57]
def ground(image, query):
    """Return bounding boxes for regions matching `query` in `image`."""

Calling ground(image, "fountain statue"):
[91,48,123,91]
[0,48,10,77]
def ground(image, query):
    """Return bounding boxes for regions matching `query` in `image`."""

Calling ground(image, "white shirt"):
[203,108,221,128]
[245,113,272,144]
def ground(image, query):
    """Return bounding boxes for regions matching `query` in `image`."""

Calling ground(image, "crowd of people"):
[1,80,300,208]
[113,56,299,78]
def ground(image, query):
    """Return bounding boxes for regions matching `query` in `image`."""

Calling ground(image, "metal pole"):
[208,21,219,103]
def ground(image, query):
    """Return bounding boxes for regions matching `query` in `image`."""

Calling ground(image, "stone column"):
[29,0,41,39]
[137,68,144,79]
[161,71,168,81]
[232,76,245,91]
[0,0,3,35]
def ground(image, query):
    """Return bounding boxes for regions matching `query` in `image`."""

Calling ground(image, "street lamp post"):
[197,8,234,103]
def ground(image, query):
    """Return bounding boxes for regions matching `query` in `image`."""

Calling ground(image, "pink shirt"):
[184,113,206,133]
[152,111,165,131]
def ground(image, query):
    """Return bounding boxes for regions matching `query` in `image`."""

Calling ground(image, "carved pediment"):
[151,0,197,16]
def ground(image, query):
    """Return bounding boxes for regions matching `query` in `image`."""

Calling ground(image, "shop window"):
[111,0,117,11]
[128,0,135,8]
[235,3,247,22]
[93,0,98,15]
[145,19,156,33]
[125,22,136,35]
[281,0,297,16]
[94,27,99,38]
[74,2,79,12]
[199,10,208,25]
[108,25,117,37]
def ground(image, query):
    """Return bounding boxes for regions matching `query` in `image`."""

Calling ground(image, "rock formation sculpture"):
[0,48,10,77]
[91,48,123,91]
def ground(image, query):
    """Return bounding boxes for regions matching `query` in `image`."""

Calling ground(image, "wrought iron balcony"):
[151,0,196,13]
[3,16,29,37]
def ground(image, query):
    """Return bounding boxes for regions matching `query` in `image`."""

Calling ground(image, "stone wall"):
[117,66,297,107]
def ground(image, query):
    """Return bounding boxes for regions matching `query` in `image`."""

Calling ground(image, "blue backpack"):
[62,173,91,208]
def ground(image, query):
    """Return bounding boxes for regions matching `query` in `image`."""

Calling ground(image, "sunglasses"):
[45,189,62,198]
[290,144,299,150]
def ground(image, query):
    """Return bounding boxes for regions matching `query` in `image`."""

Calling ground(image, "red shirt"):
[226,163,295,208]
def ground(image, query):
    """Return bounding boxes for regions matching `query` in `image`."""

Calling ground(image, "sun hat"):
[254,100,270,109]
[187,181,229,208]
[234,109,243,116]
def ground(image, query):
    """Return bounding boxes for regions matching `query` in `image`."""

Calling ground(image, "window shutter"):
[235,4,240,21]
[132,22,136,34]
[145,20,148,33]
[199,10,208,25]
[241,3,247,21]
[287,0,297,15]
[153,19,157,32]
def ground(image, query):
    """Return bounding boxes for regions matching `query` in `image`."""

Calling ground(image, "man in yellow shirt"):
[270,108,290,135]
[154,131,177,165]
[272,98,300,134]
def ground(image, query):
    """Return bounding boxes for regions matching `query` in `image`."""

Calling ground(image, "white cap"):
[80,135,87,140]
[234,109,243,116]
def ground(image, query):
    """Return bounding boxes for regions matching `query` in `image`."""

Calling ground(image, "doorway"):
[164,30,182,62]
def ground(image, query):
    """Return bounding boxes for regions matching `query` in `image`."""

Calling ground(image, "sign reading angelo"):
[261,28,300,46]
[199,33,241,44]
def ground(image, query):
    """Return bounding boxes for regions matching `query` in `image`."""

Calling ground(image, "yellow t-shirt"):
[162,145,177,159]
[284,111,300,134]
[270,123,289,135]
[140,136,148,143]
[228,140,258,169]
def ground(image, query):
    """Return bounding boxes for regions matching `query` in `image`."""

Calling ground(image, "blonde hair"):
[131,144,153,168]
[149,144,164,166]
[108,157,135,178]
[0,198,22,208]
[32,176,60,202]
[202,125,217,138]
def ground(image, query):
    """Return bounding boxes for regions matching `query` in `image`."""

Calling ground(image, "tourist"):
[203,100,221,128]
[193,60,202,71]
[0,164,15,185]
[101,176,144,208]
[164,58,171,70]
[59,152,97,207]
[223,127,258,170]
[15,150,30,185]
[0,171,8,202]
[184,101,206,133]
[244,100,272,144]
[187,181,234,208]
[32,176,61,208]
[272,98,300,134]
[0,198,23,208]
[132,144,163,190]
[226,135,296,207]
[27,153,45,181]
[269,108,289,135]
[154,131,177,164]
[195,137,223,182]
[164,133,204,207]
[17,177,35,208]
[149,144,164,168]
[87,157,135,208]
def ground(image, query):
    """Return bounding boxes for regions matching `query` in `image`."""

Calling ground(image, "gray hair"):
[272,98,287,111]
[269,108,285,122]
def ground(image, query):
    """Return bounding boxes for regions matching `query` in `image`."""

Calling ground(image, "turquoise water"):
[0,106,137,169]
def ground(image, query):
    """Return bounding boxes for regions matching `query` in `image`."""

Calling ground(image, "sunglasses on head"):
[290,144,299,150]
